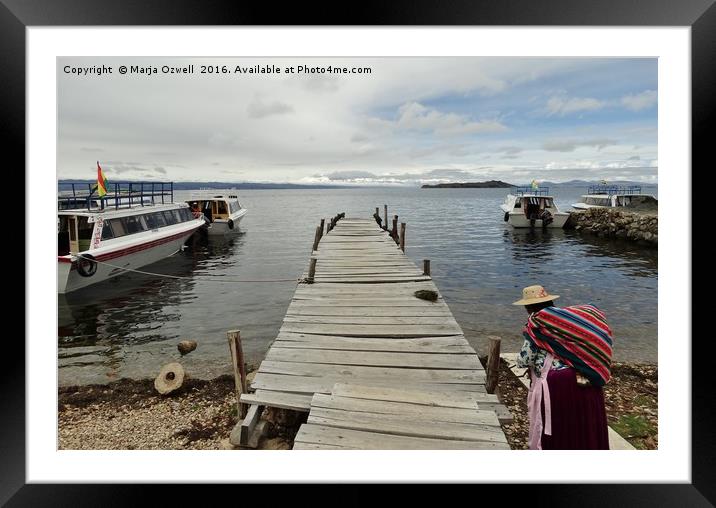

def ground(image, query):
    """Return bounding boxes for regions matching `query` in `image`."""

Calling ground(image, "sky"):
[57,57,658,186]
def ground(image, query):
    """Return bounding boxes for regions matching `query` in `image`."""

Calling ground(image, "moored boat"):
[57,182,205,294]
[572,185,657,210]
[500,186,570,229]
[186,192,247,235]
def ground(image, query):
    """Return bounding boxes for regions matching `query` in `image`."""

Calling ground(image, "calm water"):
[58,187,658,385]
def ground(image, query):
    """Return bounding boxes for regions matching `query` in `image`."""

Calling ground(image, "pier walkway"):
[240,216,510,449]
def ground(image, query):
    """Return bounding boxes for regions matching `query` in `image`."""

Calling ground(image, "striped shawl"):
[523,304,613,386]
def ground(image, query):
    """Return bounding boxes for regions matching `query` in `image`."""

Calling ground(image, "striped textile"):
[523,305,613,386]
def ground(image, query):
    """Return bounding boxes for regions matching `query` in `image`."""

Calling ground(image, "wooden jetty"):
[239,214,511,449]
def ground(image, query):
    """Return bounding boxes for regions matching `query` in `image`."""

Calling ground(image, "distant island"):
[421,180,516,189]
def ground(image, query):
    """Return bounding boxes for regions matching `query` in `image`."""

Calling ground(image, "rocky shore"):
[566,208,658,246]
[59,361,657,450]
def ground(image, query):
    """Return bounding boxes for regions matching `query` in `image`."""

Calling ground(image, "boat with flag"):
[500,181,570,229]
[57,166,205,293]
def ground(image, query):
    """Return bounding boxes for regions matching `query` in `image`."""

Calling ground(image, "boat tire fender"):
[227,219,234,230]
[503,212,509,222]
[77,254,98,277]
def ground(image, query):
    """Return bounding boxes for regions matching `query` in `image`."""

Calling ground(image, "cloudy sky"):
[58,57,657,185]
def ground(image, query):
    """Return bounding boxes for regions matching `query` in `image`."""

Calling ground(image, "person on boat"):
[191,202,203,218]
[513,285,613,449]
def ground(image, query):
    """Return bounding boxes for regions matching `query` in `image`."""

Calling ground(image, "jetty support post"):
[319,218,325,238]
[400,222,406,252]
[384,205,388,230]
[392,215,399,242]
[312,225,322,252]
[227,329,248,419]
[423,259,431,276]
[307,258,317,283]
[486,336,501,394]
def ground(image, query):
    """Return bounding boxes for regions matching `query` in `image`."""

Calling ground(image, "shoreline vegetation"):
[58,360,657,451]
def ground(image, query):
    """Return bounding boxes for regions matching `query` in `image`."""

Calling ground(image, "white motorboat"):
[186,192,248,235]
[572,185,657,210]
[57,182,205,294]
[500,186,570,228]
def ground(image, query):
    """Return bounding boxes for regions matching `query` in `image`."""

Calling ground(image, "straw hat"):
[512,285,560,305]
[154,362,185,395]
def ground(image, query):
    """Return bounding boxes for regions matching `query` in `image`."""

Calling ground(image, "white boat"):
[57,182,206,294]
[186,192,247,235]
[572,185,657,210]
[500,187,570,229]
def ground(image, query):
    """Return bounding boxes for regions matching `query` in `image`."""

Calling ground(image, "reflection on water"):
[58,187,658,385]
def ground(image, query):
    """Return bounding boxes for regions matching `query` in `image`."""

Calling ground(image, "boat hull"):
[506,212,570,229]
[206,209,247,235]
[58,229,196,294]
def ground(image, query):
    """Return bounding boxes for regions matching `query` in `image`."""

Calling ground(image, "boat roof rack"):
[58,181,174,211]
[515,186,550,196]
[587,185,642,195]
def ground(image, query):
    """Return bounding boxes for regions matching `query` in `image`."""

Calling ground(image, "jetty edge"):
[235,210,512,449]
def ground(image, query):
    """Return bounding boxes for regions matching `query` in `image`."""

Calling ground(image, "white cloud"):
[545,96,604,116]
[247,96,294,118]
[395,102,507,136]
[542,138,617,152]
[621,89,657,111]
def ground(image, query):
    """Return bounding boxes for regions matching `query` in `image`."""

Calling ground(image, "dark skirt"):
[540,367,610,450]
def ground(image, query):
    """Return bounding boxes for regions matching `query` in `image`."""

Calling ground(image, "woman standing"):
[513,285,613,450]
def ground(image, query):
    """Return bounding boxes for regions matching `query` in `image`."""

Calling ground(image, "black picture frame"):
[5,0,710,504]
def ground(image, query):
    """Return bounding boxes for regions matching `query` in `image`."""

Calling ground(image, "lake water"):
[58,186,658,385]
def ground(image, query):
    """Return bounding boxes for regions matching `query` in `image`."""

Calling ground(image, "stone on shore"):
[178,340,198,356]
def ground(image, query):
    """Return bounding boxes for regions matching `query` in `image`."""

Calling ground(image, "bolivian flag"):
[96,161,108,197]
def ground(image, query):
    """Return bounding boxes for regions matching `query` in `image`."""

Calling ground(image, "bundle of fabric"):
[523,304,613,386]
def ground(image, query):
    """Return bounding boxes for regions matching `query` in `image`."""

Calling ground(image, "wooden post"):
[423,259,431,276]
[319,218,325,238]
[375,207,380,217]
[486,336,501,394]
[392,215,398,241]
[307,258,317,283]
[312,225,322,252]
[399,222,406,252]
[384,205,388,230]
[227,330,248,419]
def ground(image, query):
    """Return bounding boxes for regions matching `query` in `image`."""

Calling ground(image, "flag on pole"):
[96,161,108,197]
[531,179,539,190]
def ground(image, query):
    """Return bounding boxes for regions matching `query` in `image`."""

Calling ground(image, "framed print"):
[4,0,711,503]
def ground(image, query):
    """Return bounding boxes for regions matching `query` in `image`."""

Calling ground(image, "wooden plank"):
[272,336,474,354]
[285,306,452,317]
[264,348,480,369]
[282,316,459,326]
[239,404,263,446]
[310,393,496,425]
[307,408,506,442]
[251,373,487,396]
[294,424,510,450]
[329,383,497,408]
[239,391,311,412]
[257,360,486,381]
[278,323,462,337]
[287,298,446,307]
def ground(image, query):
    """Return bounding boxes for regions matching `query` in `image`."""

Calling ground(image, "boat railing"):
[58,181,174,211]
[515,186,550,196]
[587,185,642,195]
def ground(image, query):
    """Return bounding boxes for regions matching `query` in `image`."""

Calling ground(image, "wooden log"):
[227,330,248,419]
[400,222,406,252]
[423,259,431,276]
[312,225,322,252]
[486,336,501,394]
[307,258,317,282]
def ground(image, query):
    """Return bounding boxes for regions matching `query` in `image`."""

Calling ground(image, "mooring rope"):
[74,253,303,284]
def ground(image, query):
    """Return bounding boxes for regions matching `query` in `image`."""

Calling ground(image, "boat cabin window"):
[544,198,553,208]
[514,199,521,208]
[217,201,228,217]
[77,216,94,251]
[122,215,145,234]
[101,221,114,240]
[163,210,177,225]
